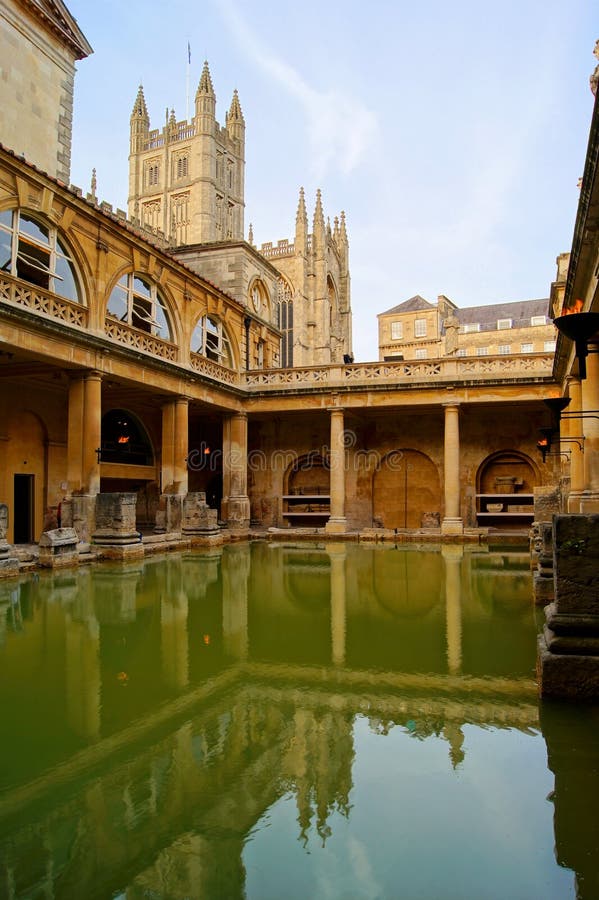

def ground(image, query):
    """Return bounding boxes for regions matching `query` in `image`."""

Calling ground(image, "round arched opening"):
[101,409,154,465]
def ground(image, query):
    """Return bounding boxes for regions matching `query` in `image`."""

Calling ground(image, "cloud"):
[214,0,378,179]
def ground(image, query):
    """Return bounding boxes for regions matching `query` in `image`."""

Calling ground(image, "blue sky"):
[68,0,596,361]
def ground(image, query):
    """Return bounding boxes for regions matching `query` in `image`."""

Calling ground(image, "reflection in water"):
[0,544,589,898]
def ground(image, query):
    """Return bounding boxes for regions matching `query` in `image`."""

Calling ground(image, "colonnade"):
[65,372,468,533]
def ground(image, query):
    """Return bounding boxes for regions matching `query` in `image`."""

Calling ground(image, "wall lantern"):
[553,306,599,380]
[537,428,554,463]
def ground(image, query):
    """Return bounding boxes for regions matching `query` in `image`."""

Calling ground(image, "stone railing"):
[0,274,88,328]
[243,354,555,391]
[190,352,240,386]
[104,317,178,361]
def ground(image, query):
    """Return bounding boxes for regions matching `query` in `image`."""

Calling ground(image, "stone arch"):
[284,454,330,495]
[476,450,540,495]
[373,449,441,530]
[100,408,154,465]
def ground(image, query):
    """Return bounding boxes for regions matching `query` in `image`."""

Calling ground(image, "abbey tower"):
[127,62,352,367]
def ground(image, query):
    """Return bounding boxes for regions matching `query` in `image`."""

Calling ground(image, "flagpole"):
[186,41,191,123]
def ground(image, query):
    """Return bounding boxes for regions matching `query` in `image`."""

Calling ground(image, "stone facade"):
[0,0,91,182]
[378,292,559,362]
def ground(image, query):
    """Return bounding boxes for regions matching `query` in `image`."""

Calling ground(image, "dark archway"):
[101,409,154,466]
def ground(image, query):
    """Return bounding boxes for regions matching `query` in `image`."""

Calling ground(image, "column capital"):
[442,400,461,410]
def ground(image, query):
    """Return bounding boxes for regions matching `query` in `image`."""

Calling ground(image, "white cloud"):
[214,0,378,179]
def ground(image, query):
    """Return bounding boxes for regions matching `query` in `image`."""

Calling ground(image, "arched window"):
[277,277,293,367]
[191,315,233,367]
[107,273,171,339]
[101,409,154,465]
[0,209,81,303]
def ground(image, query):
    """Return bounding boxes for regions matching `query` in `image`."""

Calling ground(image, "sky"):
[68,0,596,362]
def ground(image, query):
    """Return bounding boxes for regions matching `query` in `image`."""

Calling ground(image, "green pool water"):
[0,542,597,899]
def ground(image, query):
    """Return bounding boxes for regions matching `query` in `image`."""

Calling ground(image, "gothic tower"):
[127,61,245,245]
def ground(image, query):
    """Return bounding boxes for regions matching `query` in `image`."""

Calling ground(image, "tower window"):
[146,162,160,186]
[176,156,189,179]
[277,278,293,367]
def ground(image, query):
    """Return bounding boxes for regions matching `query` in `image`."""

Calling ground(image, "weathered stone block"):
[93,493,141,546]
[553,515,599,615]
[38,528,79,569]
[155,494,184,534]
[533,486,561,523]
[182,492,218,534]
[538,634,599,699]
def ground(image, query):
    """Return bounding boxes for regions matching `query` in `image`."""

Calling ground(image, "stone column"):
[328,544,347,665]
[325,408,347,534]
[174,396,189,495]
[567,377,584,513]
[580,344,599,513]
[223,412,250,530]
[82,371,102,495]
[160,400,176,493]
[441,402,463,535]
[67,374,84,493]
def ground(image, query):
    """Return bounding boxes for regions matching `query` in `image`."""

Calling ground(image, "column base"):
[325,517,347,535]
[226,496,250,531]
[579,492,599,514]
[441,517,464,536]
[538,633,599,699]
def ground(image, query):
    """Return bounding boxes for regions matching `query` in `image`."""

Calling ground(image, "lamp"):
[553,310,599,379]
[537,427,553,464]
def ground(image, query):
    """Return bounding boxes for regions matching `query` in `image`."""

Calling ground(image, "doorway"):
[13,474,34,543]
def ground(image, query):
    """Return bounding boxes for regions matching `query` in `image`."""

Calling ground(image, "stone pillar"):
[223,412,250,531]
[538,514,599,698]
[174,397,189,495]
[67,374,84,493]
[325,408,347,534]
[328,544,346,665]
[160,400,176,493]
[92,492,143,559]
[0,503,18,578]
[566,378,584,513]
[443,545,462,673]
[82,371,102,495]
[441,403,463,535]
[580,344,599,512]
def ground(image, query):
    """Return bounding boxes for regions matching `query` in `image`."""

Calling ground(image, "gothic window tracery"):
[0,208,82,303]
[191,315,233,367]
[107,273,171,339]
[277,277,293,367]
[171,192,190,244]
[175,155,189,180]
[142,200,161,231]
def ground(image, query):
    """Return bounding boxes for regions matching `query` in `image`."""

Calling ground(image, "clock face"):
[251,287,261,313]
